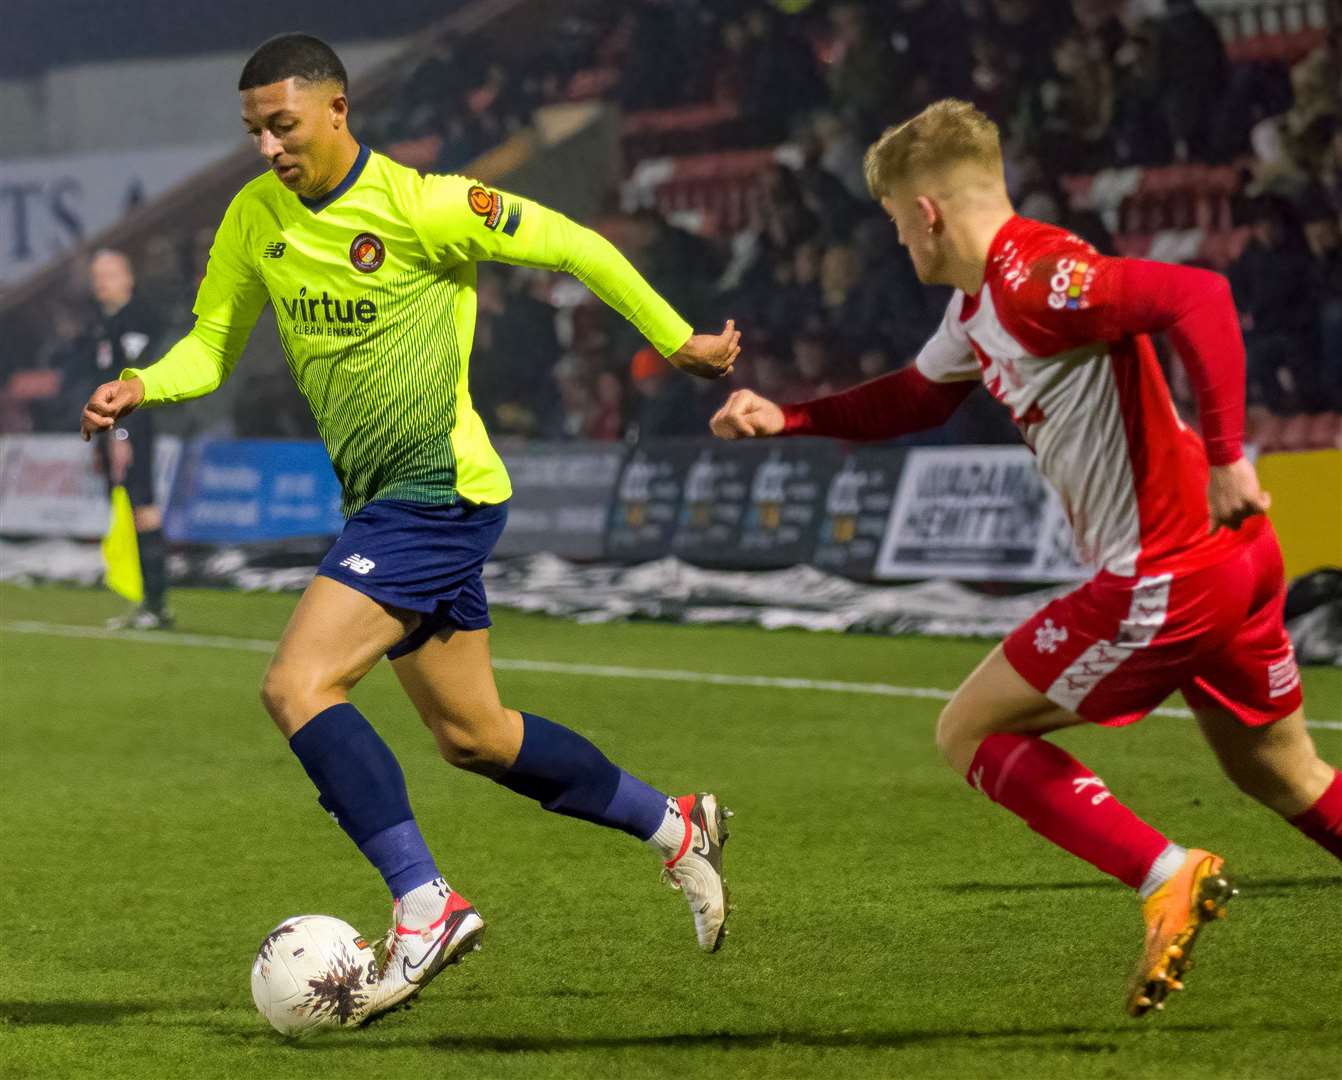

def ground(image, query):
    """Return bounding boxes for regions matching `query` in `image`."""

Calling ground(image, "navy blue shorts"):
[317,498,508,660]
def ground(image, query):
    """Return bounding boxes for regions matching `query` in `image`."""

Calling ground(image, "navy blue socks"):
[498,712,669,840]
[288,703,440,898]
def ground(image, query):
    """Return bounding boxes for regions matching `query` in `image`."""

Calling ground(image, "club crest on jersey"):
[349,232,385,273]
[467,184,522,235]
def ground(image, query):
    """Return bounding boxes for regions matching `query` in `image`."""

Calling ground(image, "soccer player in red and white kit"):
[711,100,1341,1018]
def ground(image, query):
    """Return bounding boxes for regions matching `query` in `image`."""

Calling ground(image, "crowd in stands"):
[4,0,1339,451]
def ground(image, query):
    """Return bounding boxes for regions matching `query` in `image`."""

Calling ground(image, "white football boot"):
[661,792,733,952]
[359,886,484,1024]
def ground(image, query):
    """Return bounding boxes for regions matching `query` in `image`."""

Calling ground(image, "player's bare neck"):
[946,200,1015,296]
[306,134,362,200]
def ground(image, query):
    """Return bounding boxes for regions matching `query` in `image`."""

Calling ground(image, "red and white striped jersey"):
[915,215,1245,577]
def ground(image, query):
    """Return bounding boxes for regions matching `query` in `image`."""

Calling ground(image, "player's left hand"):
[1207,456,1271,533]
[668,319,741,380]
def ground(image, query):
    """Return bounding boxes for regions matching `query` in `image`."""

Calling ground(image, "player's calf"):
[1197,706,1342,861]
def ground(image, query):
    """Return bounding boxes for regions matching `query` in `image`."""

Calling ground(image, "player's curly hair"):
[239,33,347,92]
[863,99,1002,200]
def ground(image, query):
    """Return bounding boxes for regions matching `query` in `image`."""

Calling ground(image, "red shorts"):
[1004,520,1302,727]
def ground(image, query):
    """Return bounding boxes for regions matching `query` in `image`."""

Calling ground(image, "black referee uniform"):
[88,298,170,620]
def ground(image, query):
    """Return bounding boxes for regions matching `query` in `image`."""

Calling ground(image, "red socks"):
[1289,769,1342,860]
[967,733,1170,890]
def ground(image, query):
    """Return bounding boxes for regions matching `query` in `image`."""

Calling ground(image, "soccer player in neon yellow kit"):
[80,34,738,1025]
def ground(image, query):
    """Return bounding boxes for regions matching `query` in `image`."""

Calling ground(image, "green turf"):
[2,583,1339,1080]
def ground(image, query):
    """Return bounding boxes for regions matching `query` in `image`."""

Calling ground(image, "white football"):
[250,915,378,1036]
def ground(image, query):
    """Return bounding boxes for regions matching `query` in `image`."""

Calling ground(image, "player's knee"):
[431,720,494,771]
[260,662,321,729]
[934,703,977,772]
[429,701,517,772]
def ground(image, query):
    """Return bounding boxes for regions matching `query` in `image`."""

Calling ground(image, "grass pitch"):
[2,583,1339,1080]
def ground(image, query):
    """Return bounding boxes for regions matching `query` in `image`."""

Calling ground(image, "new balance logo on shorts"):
[263,241,287,258]
[339,554,376,575]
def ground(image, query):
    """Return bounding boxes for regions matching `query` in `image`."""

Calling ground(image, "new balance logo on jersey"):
[263,241,286,258]
[1034,618,1069,654]
[339,554,376,575]
[1071,775,1111,806]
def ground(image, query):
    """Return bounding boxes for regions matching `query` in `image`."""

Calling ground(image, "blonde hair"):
[863,99,1003,200]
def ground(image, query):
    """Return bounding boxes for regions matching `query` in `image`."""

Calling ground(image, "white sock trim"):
[396,877,451,929]
[1138,843,1187,899]
[645,797,686,860]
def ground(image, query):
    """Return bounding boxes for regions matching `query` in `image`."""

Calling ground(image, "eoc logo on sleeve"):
[1047,257,1095,310]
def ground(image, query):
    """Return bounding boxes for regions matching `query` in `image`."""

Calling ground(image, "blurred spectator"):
[588,371,626,440]
[828,2,904,139]
[626,207,724,327]
[1228,197,1319,413]
[1154,0,1230,161]
[1303,199,1342,409]
[792,332,842,397]
[619,4,691,110]
[1108,24,1176,167]
[810,111,870,201]
[82,249,173,630]
[889,0,975,104]
[472,266,561,438]
[1016,28,1116,174]
[793,132,868,242]
[629,346,702,437]
[729,7,829,142]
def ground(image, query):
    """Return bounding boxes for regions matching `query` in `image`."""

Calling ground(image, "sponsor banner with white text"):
[874,446,1088,582]
[0,142,237,285]
[493,440,624,560]
[0,434,179,537]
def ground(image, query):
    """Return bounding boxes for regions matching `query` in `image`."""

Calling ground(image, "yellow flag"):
[102,485,144,604]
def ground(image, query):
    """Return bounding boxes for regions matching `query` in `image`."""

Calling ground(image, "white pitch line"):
[3,619,1340,731]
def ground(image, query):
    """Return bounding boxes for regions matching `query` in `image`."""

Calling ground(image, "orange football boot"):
[1127,848,1237,1018]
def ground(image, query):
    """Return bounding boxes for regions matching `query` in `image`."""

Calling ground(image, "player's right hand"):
[710,388,785,439]
[80,377,144,441]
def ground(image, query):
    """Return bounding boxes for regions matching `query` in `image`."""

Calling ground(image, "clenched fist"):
[80,377,145,441]
[709,388,785,439]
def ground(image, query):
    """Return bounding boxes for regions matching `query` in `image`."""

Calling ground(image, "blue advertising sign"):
[164,440,344,543]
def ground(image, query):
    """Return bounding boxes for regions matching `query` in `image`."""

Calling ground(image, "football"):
[250,915,379,1036]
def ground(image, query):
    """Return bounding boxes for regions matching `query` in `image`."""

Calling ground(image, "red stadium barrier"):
[628,147,780,235]
[620,102,746,162]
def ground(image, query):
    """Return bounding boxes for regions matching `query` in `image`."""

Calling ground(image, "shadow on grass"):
[0,1001,153,1025]
[234,1021,1252,1055]
[937,875,1342,896]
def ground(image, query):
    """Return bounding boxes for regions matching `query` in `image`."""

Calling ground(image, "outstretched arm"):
[81,196,267,438]
[711,365,975,441]
[415,175,737,377]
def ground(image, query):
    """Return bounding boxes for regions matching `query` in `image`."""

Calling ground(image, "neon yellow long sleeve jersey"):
[123,145,692,515]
